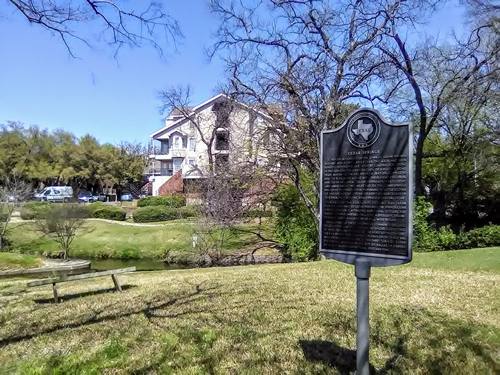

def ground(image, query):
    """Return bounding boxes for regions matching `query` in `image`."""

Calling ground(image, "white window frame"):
[173,158,183,172]
[173,136,181,149]
[189,137,196,151]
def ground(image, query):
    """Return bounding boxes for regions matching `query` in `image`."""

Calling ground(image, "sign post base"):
[355,259,371,375]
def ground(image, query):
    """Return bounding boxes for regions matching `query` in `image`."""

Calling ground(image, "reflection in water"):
[90,258,189,272]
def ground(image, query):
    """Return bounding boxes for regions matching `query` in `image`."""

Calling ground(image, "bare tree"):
[35,205,87,259]
[427,75,499,225]
[0,177,31,250]
[190,162,278,266]
[193,173,244,265]
[462,0,500,27]
[4,0,182,57]
[377,19,499,195]
[209,0,430,224]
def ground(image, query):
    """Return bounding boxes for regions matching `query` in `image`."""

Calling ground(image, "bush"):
[413,197,438,252]
[177,205,200,219]
[0,211,8,222]
[137,195,186,208]
[458,225,500,249]
[273,183,317,261]
[133,206,180,222]
[87,203,126,221]
[436,226,458,250]
[413,197,499,251]
[20,202,52,220]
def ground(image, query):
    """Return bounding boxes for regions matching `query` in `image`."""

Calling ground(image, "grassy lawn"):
[6,220,268,260]
[410,247,500,273]
[0,248,498,373]
[0,253,42,271]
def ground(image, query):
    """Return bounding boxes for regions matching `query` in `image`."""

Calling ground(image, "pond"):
[89,258,190,272]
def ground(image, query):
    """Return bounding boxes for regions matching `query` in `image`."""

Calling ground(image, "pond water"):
[89,258,190,272]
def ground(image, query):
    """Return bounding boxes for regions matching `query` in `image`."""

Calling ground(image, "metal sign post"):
[320,108,413,374]
[355,259,371,375]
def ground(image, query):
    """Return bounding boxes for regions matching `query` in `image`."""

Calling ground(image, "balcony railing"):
[170,148,186,157]
[159,168,173,176]
[150,148,186,159]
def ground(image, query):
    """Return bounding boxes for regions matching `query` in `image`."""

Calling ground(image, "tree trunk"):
[414,130,426,197]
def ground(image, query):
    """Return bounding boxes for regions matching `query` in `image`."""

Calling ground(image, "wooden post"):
[111,274,122,292]
[52,283,59,303]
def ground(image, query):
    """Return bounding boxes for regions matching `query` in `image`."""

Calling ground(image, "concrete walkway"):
[9,216,193,227]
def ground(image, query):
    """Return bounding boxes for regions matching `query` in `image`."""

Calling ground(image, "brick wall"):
[158,171,184,195]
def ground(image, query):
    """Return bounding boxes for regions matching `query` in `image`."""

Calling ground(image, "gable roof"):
[150,93,273,139]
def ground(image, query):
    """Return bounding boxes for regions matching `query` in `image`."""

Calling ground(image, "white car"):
[34,186,73,202]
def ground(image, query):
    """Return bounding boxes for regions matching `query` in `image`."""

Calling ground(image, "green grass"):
[0,252,42,271]
[0,248,498,373]
[410,247,500,273]
[6,220,270,260]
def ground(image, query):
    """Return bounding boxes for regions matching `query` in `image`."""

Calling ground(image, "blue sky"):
[0,1,466,145]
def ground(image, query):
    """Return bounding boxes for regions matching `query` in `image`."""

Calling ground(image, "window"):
[189,137,196,151]
[173,158,183,173]
[160,161,173,176]
[173,136,181,148]
[160,140,169,154]
[188,158,196,166]
[215,130,229,150]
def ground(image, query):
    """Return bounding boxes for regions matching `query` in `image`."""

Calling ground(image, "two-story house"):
[148,94,273,196]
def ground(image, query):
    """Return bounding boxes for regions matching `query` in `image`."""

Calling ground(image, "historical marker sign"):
[320,108,412,375]
[320,108,412,266]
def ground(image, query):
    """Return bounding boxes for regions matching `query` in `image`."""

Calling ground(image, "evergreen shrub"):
[88,203,126,221]
[137,195,186,208]
[133,206,179,222]
[273,184,317,261]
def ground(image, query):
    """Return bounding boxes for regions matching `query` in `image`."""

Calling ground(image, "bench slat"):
[27,267,136,287]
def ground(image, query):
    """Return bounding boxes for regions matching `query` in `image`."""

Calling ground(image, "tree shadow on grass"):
[0,281,219,348]
[300,340,358,374]
[300,306,498,374]
[34,284,137,304]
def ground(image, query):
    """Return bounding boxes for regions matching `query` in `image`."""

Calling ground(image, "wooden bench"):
[27,267,136,303]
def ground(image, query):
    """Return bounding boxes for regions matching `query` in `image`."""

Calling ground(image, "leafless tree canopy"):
[376,7,499,195]
[0,176,32,250]
[35,204,87,259]
[209,0,433,219]
[462,0,500,27]
[5,0,182,57]
[190,163,276,265]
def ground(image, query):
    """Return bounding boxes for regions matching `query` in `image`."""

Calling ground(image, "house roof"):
[150,93,273,139]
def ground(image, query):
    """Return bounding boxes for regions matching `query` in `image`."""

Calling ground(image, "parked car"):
[77,190,97,203]
[34,186,73,202]
[95,194,107,202]
[120,193,133,202]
